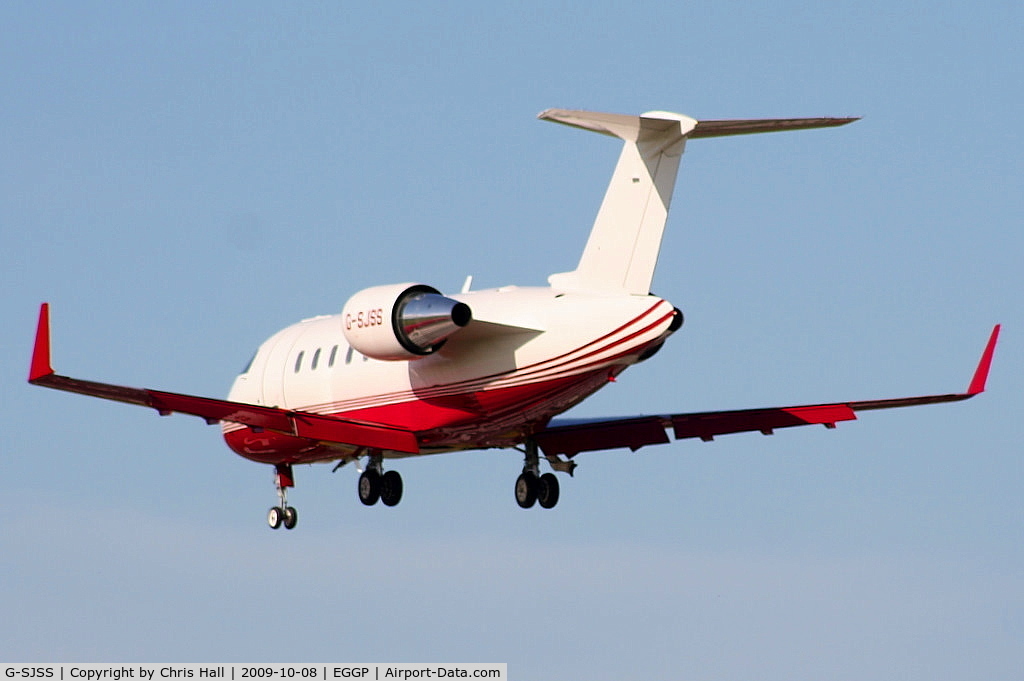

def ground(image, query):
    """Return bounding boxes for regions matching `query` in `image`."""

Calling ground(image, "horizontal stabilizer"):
[689,117,860,138]
[539,109,859,140]
[538,108,697,141]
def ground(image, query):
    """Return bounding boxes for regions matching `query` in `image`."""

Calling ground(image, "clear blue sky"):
[2,2,1021,679]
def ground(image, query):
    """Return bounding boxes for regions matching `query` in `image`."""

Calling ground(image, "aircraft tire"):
[282,506,298,529]
[359,470,381,506]
[515,472,538,509]
[537,473,560,509]
[268,506,284,529]
[380,470,403,507]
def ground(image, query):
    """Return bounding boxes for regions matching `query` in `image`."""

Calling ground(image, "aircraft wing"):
[27,304,420,454]
[534,325,1000,458]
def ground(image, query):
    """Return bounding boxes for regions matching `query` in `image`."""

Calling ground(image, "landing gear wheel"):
[515,472,538,509]
[359,469,382,506]
[270,464,296,530]
[537,472,560,509]
[380,470,404,507]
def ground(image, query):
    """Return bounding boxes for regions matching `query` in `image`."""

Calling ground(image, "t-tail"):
[541,109,859,295]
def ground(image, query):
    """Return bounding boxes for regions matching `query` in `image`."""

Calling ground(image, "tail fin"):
[541,109,859,294]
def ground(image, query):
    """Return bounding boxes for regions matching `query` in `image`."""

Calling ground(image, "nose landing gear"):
[268,463,298,530]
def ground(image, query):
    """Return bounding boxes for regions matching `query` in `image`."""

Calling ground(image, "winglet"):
[29,303,55,382]
[967,324,1001,395]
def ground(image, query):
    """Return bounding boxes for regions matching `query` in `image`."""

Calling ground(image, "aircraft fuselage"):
[223,287,680,465]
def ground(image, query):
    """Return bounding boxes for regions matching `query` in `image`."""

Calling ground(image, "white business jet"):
[29,109,1000,529]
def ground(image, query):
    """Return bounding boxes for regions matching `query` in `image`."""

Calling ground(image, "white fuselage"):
[222,286,679,464]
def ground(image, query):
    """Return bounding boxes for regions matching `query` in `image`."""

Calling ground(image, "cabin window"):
[328,345,338,367]
[294,351,305,373]
[345,346,354,364]
[311,348,321,370]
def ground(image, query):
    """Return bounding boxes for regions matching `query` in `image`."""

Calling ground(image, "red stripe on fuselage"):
[223,367,615,464]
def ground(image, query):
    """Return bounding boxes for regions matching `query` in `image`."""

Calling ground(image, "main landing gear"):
[268,463,298,530]
[515,440,560,509]
[357,453,403,507]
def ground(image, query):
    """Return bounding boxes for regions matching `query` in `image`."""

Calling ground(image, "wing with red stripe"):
[27,303,419,454]
[535,325,1000,458]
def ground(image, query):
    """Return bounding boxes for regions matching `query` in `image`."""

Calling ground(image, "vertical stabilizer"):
[542,109,696,295]
[541,109,859,295]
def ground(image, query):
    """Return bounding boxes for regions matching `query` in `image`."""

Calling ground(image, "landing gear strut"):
[268,463,298,530]
[515,440,560,509]
[358,453,403,507]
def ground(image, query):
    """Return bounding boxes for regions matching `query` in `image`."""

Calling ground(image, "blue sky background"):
[1,2,1021,679]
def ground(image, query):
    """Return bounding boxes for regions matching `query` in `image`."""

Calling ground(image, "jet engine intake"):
[342,283,471,361]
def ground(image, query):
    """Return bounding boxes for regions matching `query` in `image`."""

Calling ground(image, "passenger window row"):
[293,344,365,373]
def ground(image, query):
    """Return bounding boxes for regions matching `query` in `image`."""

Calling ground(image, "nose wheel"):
[268,463,298,530]
[267,505,298,529]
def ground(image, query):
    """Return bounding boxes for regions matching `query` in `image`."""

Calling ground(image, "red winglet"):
[967,324,1001,395]
[29,303,54,382]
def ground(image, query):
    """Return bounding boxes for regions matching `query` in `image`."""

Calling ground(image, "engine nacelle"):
[341,283,472,361]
